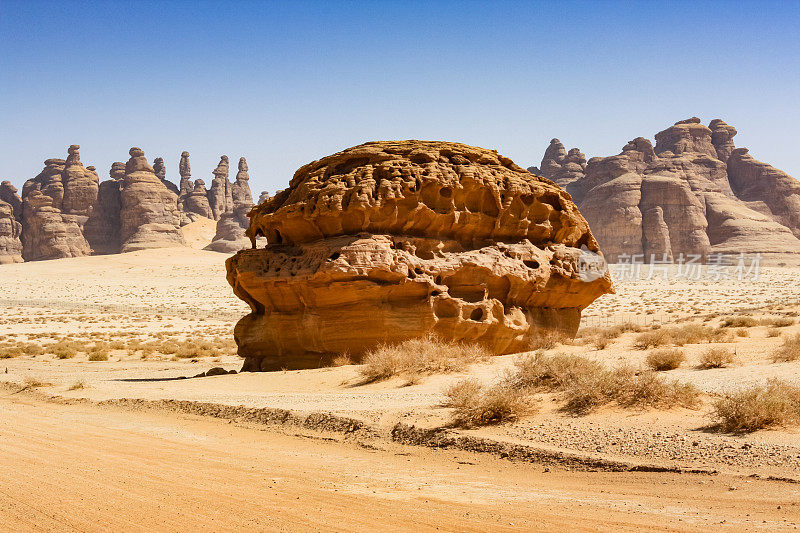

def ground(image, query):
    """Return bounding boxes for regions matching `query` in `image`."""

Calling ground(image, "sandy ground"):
[2,248,800,530]
[1,394,797,532]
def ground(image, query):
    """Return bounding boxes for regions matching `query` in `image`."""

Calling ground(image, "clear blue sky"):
[1,0,798,196]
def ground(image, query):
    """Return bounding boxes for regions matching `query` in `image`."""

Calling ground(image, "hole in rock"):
[329,252,340,261]
[523,260,540,269]
[430,290,441,296]
[521,194,535,206]
[439,186,453,198]
[435,275,442,284]
[414,267,423,275]
[470,308,484,321]
[270,229,283,244]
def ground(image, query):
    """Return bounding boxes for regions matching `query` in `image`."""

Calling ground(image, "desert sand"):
[2,247,800,531]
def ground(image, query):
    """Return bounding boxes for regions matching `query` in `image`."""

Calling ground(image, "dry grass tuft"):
[359,335,489,383]
[759,316,795,328]
[634,324,730,349]
[528,330,569,351]
[720,315,757,328]
[68,380,87,391]
[713,380,800,432]
[766,328,783,338]
[774,333,800,362]
[646,348,685,371]
[503,352,700,415]
[444,379,536,427]
[698,347,735,369]
[331,353,353,367]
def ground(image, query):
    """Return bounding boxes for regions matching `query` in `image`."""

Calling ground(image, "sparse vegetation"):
[720,315,757,328]
[528,330,568,350]
[634,323,730,349]
[766,327,783,338]
[501,352,700,415]
[359,336,489,383]
[774,333,800,362]
[713,380,800,432]
[698,347,735,369]
[759,316,795,328]
[646,348,685,371]
[331,353,353,367]
[68,380,87,390]
[444,379,536,427]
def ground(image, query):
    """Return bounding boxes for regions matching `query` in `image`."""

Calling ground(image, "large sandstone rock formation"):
[119,148,185,252]
[226,140,612,371]
[534,118,800,262]
[1,181,22,221]
[207,157,254,253]
[0,198,22,263]
[528,139,586,195]
[208,156,232,220]
[153,157,180,195]
[20,146,97,260]
[83,162,124,254]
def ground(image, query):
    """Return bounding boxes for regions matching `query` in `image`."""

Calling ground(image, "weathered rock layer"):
[227,140,612,371]
[533,118,800,262]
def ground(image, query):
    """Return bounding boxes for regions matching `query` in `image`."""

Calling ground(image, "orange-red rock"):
[227,141,612,371]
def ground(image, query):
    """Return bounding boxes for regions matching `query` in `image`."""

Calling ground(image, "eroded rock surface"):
[208,156,232,220]
[227,140,612,370]
[20,146,96,260]
[536,119,800,262]
[0,198,22,263]
[119,148,185,252]
[207,157,254,253]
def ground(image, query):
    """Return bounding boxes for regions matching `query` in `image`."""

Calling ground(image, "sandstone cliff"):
[227,140,612,371]
[533,118,800,262]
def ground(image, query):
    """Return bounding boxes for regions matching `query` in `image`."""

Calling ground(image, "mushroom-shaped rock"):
[226,140,613,371]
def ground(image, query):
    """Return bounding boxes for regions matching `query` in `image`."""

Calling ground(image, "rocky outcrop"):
[207,157,254,253]
[153,157,180,195]
[20,146,97,260]
[530,139,586,195]
[257,191,270,205]
[208,156,232,220]
[709,119,737,163]
[727,148,800,239]
[183,180,214,220]
[1,181,22,222]
[119,148,185,252]
[538,119,800,262]
[83,162,124,254]
[0,198,22,263]
[177,151,193,211]
[227,140,612,371]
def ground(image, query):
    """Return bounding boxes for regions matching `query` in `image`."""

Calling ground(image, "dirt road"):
[0,395,796,532]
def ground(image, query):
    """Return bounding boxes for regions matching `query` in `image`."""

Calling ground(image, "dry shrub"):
[713,380,800,432]
[774,333,800,362]
[736,328,750,338]
[670,324,730,346]
[646,348,685,371]
[580,322,642,350]
[359,335,489,383]
[23,376,48,388]
[504,352,699,415]
[528,330,568,350]
[698,347,735,369]
[634,328,671,349]
[444,379,536,427]
[759,316,795,328]
[766,328,783,338]
[720,315,757,328]
[47,339,82,359]
[68,380,87,390]
[331,353,352,367]
[634,324,730,349]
